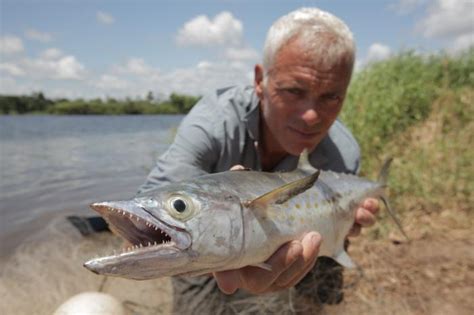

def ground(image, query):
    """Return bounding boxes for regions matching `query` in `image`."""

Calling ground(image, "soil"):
[0,208,472,315]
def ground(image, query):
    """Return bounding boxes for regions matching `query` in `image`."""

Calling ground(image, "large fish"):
[84,159,406,280]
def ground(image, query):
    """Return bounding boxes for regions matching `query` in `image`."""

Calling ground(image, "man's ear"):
[254,64,264,99]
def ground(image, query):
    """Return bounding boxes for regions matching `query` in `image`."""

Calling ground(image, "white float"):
[53,291,125,315]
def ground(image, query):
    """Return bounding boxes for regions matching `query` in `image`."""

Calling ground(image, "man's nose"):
[301,108,321,126]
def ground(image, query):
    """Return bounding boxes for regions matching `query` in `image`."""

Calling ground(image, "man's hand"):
[213,232,322,295]
[348,198,380,237]
[217,166,379,295]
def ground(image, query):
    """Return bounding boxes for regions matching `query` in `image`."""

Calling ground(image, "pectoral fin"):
[251,262,273,271]
[243,170,320,209]
[334,250,355,268]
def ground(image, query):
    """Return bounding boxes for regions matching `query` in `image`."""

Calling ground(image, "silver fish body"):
[84,164,400,280]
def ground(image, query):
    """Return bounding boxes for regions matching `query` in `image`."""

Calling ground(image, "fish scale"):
[84,159,405,280]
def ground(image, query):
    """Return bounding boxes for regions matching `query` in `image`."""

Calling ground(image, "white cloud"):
[22,55,86,80]
[155,60,253,96]
[97,11,115,25]
[450,33,474,54]
[115,58,157,76]
[366,43,392,63]
[176,11,243,46]
[417,0,474,38]
[0,35,24,54]
[225,47,259,62]
[415,0,474,54]
[0,77,23,95]
[55,56,86,79]
[95,74,129,90]
[354,43,392,72]
[197,61,212,70]
[25,29,53,43]
[0,63,25,76]
[40,48,63,60]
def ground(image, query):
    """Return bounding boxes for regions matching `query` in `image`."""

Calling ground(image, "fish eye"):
[167,195,197,220]
[172,199,186,213]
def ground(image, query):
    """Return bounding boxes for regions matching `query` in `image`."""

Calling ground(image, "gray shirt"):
[138,85,360,195]
[137,85,361,314]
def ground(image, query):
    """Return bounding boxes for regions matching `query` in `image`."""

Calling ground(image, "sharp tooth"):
[154,226,158,231]
[154,241,157,245]
[139,243,143,248]
[148,242,151,246]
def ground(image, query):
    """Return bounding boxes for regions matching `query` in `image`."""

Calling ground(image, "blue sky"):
[1,0,473,99]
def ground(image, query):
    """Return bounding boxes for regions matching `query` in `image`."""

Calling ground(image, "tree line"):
[0,92,201,115]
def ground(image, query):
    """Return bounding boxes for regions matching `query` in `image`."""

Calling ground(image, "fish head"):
[84,181,245,279]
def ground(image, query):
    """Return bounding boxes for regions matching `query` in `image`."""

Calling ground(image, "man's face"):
[255,38,352,156]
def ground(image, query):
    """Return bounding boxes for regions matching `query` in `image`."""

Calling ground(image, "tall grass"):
[342,48,474,171]
[341,49,473,236]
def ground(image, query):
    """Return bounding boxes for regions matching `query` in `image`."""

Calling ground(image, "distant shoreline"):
[0,93,200,115]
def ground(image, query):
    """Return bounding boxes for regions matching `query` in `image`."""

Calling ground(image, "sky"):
[1,0,473,100]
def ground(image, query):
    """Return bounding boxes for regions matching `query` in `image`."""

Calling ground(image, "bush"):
[341,49,474,166]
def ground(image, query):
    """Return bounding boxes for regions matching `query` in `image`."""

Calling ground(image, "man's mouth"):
[288,126,320,138]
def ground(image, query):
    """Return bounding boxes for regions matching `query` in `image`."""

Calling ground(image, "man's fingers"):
[363,198,380,214]
[355,208,376,227]
[213,270,241,295]
[275,232,321,288]
[239,240,303,294]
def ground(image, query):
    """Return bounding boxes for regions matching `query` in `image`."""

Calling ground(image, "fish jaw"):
[83,200,192,279]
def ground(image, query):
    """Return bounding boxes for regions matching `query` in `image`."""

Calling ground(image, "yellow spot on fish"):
[295,203,301,209]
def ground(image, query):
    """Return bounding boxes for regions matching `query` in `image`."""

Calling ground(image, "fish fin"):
[243,170,320,208]
[377,157,393,186]
[334,250,356,268]
[376,158,409,241]
[380,196,410,241]
[251,262,273,271]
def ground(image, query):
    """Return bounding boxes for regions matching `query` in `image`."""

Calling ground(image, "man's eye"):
[323,94,341,102]
[284,88,304,95]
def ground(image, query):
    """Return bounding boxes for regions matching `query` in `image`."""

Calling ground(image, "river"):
[0,115,183,256]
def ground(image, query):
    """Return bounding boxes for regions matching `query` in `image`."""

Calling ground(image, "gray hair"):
[262,7,355,73]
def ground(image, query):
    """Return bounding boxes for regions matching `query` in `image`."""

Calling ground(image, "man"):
[138,7,378,314]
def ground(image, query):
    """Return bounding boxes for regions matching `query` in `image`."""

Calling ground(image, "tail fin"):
[377,158,409,241]
[380,197,409,240]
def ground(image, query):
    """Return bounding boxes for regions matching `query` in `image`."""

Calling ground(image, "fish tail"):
[380,196,409,240]
[376,158,409,240]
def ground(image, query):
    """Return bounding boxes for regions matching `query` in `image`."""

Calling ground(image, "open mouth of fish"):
[87,201,191,259]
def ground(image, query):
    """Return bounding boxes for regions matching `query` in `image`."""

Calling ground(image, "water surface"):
[0,115,183,255]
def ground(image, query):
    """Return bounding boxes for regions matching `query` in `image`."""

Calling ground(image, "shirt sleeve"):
[136,96,220,195]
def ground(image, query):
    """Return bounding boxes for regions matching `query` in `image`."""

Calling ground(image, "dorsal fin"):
[243,170,320,209]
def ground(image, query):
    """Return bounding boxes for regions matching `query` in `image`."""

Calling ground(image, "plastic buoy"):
[53,292,125,315]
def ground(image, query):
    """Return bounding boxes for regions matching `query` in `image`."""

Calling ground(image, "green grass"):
[341,49,473,237]
[342,49,474,172]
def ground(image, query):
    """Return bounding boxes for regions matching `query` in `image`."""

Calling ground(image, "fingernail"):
[310,232,321,246]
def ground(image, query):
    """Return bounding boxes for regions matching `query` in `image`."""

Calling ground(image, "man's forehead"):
[271,36,353,73]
